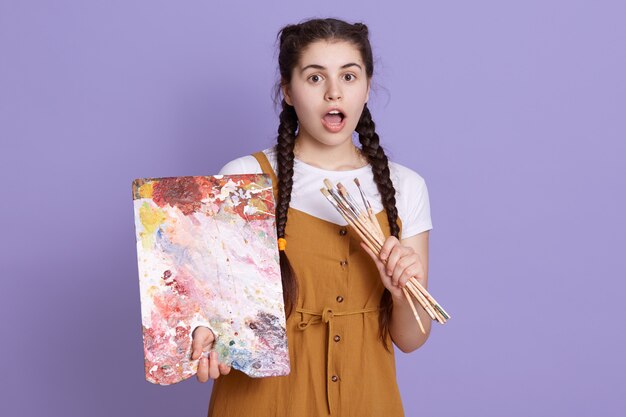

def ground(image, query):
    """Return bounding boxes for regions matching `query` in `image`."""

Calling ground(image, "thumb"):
[191,327,214,360]
[191,335,204,360]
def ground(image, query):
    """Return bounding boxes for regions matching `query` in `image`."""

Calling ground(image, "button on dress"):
[207,151,406,417]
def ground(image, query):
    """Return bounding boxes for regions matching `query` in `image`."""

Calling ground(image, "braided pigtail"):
[276,100,299,318]
[356,103,400,352]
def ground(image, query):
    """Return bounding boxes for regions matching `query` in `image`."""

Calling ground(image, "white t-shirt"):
[218,146,433,239]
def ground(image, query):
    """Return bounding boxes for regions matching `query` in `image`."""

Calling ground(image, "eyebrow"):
[300,63,363,73]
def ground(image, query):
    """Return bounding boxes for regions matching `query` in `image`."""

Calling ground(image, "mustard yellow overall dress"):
[207,151,405,417]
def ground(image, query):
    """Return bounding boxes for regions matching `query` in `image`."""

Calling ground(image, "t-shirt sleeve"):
[399,169,433,239]
[217,155,262,175]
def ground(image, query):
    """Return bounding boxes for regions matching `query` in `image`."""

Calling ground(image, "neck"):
[293,134,367,171]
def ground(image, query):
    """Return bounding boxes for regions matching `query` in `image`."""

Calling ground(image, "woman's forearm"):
[389,290,432,353]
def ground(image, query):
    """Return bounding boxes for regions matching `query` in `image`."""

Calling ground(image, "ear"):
[282,84,293,106]
[365,80,371,104]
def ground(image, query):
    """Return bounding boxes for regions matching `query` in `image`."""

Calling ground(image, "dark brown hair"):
[272,18,400,352]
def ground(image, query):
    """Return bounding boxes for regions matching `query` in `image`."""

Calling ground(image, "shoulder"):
[217,146,276,175]
[388,161,428,195]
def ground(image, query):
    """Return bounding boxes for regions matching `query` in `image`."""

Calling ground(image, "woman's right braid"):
[275,100,299,317]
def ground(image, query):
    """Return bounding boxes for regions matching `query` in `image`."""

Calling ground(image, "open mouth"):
[322,111,345,125]
[321,110,346,133]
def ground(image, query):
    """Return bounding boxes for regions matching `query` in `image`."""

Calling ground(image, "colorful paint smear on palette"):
[131,174,289,385]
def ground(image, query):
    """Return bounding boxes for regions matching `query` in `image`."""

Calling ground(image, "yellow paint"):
[148,285,159,297]
[138,182,154,199]
[139,202,167,249]
[249,198,269,215]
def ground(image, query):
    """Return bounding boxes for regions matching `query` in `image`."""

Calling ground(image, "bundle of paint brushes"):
[320,178,451,334]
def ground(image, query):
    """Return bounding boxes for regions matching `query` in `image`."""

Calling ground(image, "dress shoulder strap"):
[251,151,278,202]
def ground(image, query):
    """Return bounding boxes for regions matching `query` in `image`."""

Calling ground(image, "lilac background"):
[1,1,624,416]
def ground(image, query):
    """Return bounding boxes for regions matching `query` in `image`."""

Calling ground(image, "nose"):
[325,79,342,101]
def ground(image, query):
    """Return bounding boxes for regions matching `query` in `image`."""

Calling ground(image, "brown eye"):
[309,74,322,83]
[344,74,355,81]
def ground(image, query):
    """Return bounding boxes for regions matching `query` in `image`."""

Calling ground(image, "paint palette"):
[132,174,289,385]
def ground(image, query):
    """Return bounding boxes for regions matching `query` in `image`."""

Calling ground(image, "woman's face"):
[282,40,371,151]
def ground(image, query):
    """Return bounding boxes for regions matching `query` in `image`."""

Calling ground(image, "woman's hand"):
[360,236,426,300]
[191,326,232,382]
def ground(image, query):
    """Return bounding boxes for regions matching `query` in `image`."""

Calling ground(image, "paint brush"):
[352,178,450,322]
[353,178,385,242]
[336,182,361,214]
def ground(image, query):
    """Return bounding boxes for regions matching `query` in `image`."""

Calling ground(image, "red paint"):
[153,177,204,215]
[161,269,190,297]
[151,175,276,221]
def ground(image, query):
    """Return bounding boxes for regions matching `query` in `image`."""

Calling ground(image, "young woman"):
[191,17,433,416]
